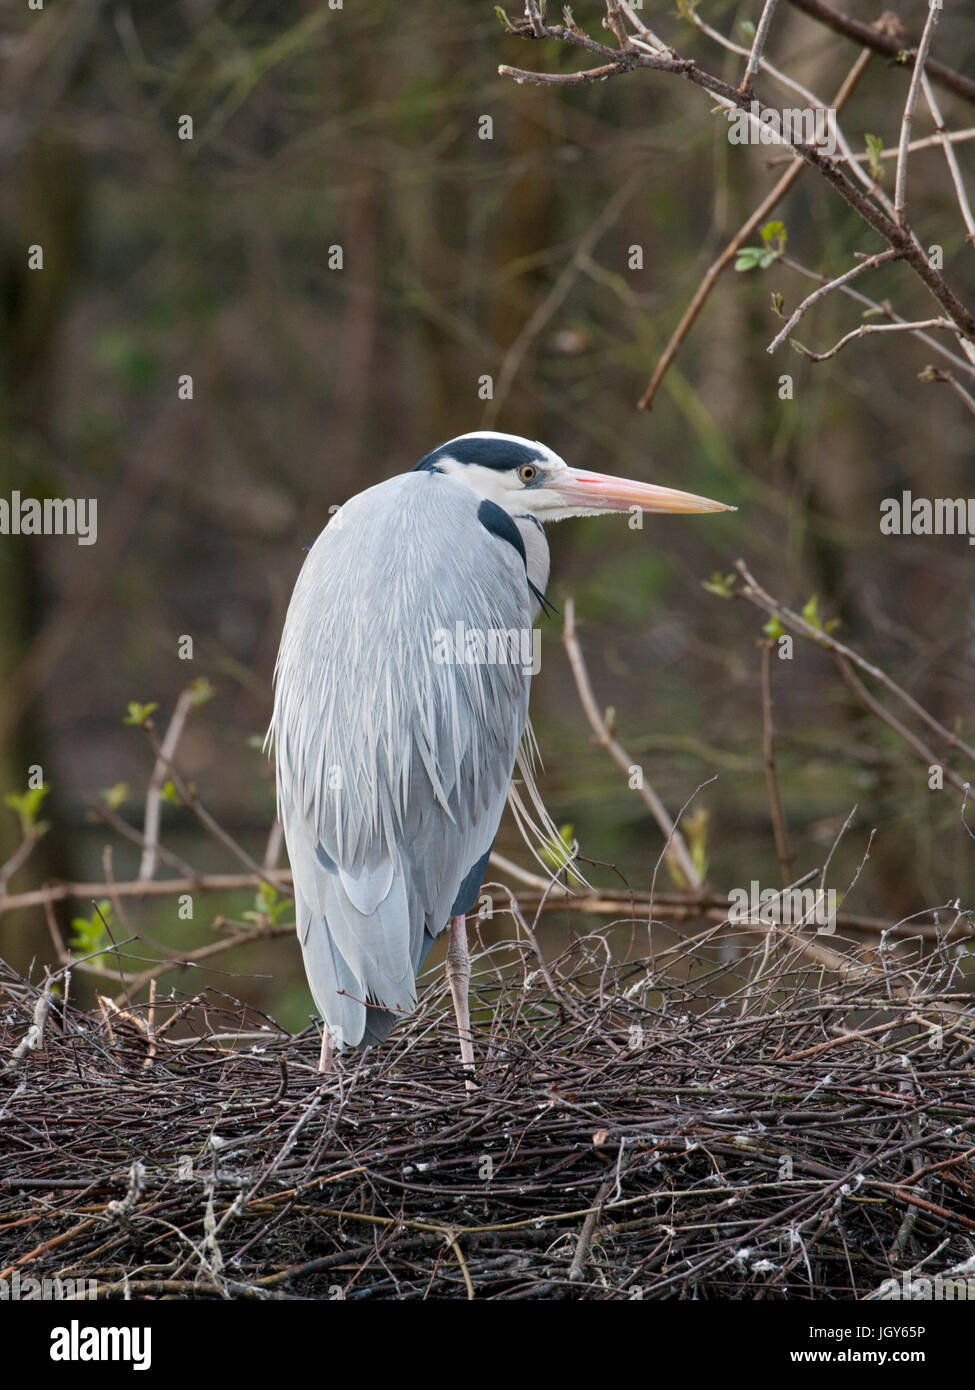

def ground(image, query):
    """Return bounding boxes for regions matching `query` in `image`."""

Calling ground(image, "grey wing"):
[271,473,535,1048]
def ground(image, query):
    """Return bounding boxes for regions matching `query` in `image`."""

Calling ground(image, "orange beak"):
[558,468,735,514]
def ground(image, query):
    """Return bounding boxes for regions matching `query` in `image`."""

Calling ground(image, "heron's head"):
[413,431,735,524]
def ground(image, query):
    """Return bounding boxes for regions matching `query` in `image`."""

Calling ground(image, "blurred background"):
[1,0,973,1027]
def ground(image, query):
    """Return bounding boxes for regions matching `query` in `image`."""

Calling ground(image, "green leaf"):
[243,880,294,928]
[70,901,113,959]
[864,132,885,183]
[702,572,736,599]
[4,786,49,837]
[188,677,215,708]
[763,616,785,640]
[802,594,822,629]
[124,701,158,727]
[735,225,785,272]
[770,290,785,317]
[100,783,129,811]
[161,781,180,806]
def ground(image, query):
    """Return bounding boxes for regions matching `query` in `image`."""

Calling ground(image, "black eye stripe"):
[413,438,545,473]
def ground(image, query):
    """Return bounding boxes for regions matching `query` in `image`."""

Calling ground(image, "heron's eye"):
[518,464,538,484]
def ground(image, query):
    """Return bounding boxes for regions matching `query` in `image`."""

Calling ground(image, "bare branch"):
[781,254,975,380]
[139,687,198,881]
[921,74,975,245]
[561,596,702,891]
[767,248,901,354]
[639,48,873,407]
[894,0,941,225]
[784,0,975,110]
[739,0,781,96]
[798,317,956,364]
[919,364,975,419]
[733,560,975,770]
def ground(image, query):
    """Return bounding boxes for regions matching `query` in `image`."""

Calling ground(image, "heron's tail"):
[291,842,432,1051]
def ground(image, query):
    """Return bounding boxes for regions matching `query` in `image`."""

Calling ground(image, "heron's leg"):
[318,1026,334,1074]
[445,914,476,1087]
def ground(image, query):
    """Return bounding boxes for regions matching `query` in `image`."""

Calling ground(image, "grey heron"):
[270,431,732,1075]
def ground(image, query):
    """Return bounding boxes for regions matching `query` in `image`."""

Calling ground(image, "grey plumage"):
[272,467,548,1048]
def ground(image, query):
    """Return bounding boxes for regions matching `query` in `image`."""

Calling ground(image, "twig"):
[3,981,53,1073]
[893,0,941,225]
[739,0,781,96]
[568,1174,616,1281]
[783,0,975,109]
[835,657,969,796]
[797,317,956,364]
[486,173,642,421]
[733,559,975,768]
[139,687,198,881]
[780,254,975,380]
[0,832,42,903]
[921,75,975,244]
[759,641,794,883]
[639,47,873,407]
[919,365,975,418]
[767,249,901,354]
[562,596,701,890]
[497,8,975,343]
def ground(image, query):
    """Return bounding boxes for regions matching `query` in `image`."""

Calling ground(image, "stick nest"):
[2,917,974,1300]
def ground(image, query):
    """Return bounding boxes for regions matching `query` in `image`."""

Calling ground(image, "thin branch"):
[0,871,291,917]
[733,560,975,770]
[893,0,941,225]
[834,657,969,797]
[773,127,975,169]
[919,364,975,418]
[780,254,975,380]
[562,596,702,891]
[497,10,975,342]
[739,0,781,96]
[144,728,291,896]
[486,172,642,421]
[921,74,975,244]
[139,687,197,881]
[639,47,873,406]
[767,249,901,354]
[0,832,43,902]
[784,0,975,109]
[797,317,955,364]
[759,641,794,883]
